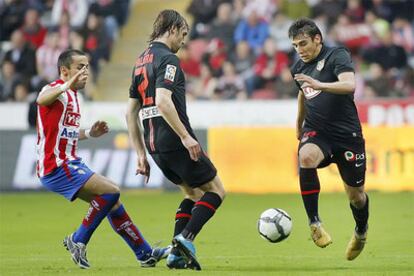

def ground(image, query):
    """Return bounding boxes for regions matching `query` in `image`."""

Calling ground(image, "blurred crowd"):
[182,0,414,100]
[0,0,130,103]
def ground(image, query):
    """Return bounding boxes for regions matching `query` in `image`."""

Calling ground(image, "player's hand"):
[66,65,88,88]
[89,121,109,137]
[294,74,322,90]
[181,135,201,161]
[136,155,150,184]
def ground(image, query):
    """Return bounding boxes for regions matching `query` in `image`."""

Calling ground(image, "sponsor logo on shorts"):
[345,151,365,162]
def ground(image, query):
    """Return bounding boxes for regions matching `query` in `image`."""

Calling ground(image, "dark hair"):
[288,18,323,41]
[57,49,86,74]
[149,9,189,42]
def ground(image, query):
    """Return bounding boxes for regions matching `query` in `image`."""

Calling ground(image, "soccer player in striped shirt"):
[36,49,169,269]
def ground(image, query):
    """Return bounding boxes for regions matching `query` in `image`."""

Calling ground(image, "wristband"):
[59,82,69,92]
[84,129,92,139]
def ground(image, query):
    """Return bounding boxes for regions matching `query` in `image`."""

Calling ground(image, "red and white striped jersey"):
[36,79,82,177]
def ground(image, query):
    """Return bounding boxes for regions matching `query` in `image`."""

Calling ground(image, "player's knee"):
[299,153,319,168]
[349,191,366,208]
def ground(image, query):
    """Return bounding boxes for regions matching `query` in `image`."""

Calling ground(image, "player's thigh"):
[298,130,332,168]
[178,183,204,201]
[165,150,218,189]
[151,153,183,185]
[197,175,226,200]
[77,174,120,202]
[335,138,366,188]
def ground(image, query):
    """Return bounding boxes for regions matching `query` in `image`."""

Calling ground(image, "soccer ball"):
[258,208,292,243]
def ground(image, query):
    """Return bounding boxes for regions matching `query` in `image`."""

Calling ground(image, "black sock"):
[181,192,222,241]
[174,198,195,237]
[299,168,321,224]
[350,193,369,234]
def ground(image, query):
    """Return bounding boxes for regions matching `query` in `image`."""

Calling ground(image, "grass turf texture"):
[0,191,413,275]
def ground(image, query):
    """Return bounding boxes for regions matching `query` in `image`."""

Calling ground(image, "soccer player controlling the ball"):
[288,19,369,260]
[36,49,169,269]
[126,10,226,270]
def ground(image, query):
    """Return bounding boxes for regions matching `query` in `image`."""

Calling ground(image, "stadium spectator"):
[344,0,365,23]
[202,38,227,78]
[190,63,218,100]
[35,30,63,83]
[0,0,28,41]
[55,11,71,50]
[51,0,89,29]
[214,61,247,100]
[234,6,269,55]
[0,59,22,101]
[81,12,111,82]
[12,81,30,102]
[362,32,407,71]
[269,12,294,53]
[186,0,221,39]
[229,40,255,94]
[3,29,37,82]
[20,8,47,49]
[206,2,237,51]
[275,67,297,99]
[391,17,414,53]
[251,38,289,96]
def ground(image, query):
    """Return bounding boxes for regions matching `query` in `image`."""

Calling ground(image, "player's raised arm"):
[156,87,201,161]
[126,98,150,182]
[296,91,306,140]
[36,66,87,106]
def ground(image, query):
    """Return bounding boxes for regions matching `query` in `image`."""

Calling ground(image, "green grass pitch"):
[1,191,413,275]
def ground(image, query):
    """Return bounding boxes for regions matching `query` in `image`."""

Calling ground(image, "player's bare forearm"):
[156,89,189,139]
[36,86,65,106]
[318,80,355,94]
[295,72,355,95]
[126,98,146,156]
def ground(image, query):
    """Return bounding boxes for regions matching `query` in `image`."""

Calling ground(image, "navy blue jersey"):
[129,42,196,153]
[290,45,362,140]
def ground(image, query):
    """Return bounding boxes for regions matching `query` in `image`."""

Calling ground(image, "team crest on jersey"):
[302,87,322,99]
[64,111,81,127]
[164,64,177,82]
[317,59,325,71]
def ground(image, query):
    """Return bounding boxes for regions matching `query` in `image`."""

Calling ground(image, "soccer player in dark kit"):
[126,10,226,270]
[288,18,369,260]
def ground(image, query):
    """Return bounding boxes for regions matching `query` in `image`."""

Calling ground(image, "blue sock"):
[73,193,120,244]
[107,204,152,260]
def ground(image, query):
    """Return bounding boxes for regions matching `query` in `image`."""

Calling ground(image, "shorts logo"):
[345,151,365,162]
[164,64,177,82]
[344,151,355,161]
[301,131,317,143]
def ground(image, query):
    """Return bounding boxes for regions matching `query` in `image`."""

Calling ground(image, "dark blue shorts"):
[40,159,94,201]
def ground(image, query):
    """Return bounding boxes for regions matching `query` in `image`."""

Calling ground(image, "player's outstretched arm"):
[156,88,201,161]
[296,91,306,140]
[36,66,87,106]
[79,121,109,140]
[126,98,150,183]
[294,72,355,95]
